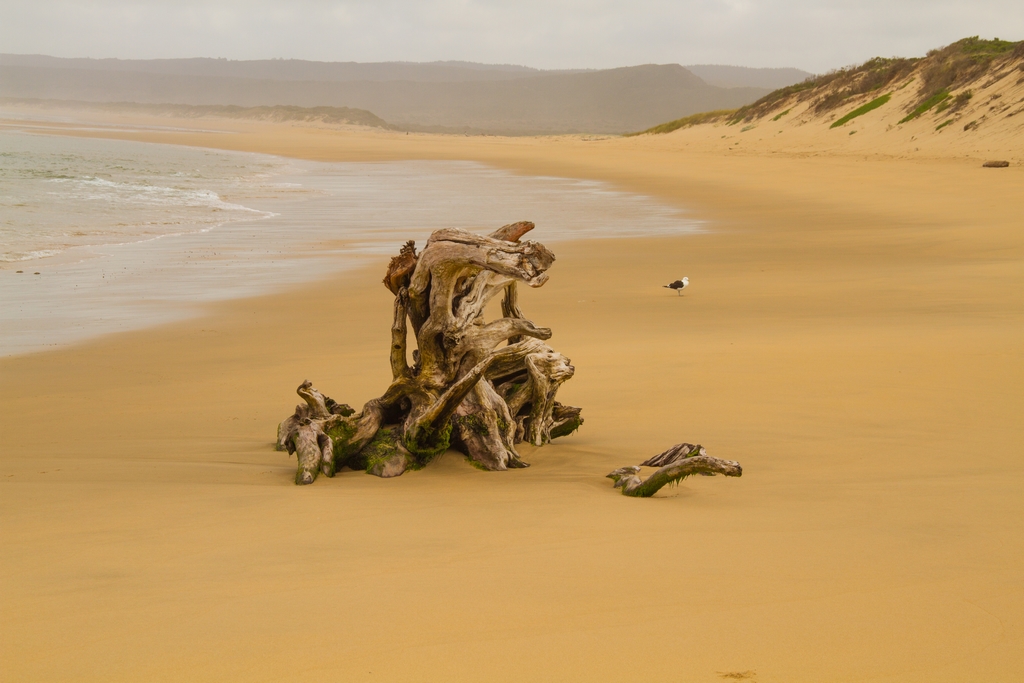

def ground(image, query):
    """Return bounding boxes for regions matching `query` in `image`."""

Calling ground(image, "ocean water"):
[0,132,286,263]
[0,131,701,356]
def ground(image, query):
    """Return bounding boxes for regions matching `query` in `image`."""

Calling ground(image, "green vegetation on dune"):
[919,38,1021,92]
[808,58,916,115]
[899,89,950,123]
[723,35,1019,129]
[901,37,1020,123]
[624,109,736,136]
[830,93,891,128]
[725,77,820,124]
[613,35,1018,137]
[956,36,1019,57]
[728,56,916,125]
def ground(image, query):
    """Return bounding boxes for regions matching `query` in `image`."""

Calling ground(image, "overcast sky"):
[2,1,1021,73]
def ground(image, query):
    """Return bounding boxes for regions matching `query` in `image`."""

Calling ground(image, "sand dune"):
[634,38,1024,163]
[1,113,1022,682]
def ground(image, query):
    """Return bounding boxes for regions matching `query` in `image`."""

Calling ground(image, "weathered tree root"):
[277,222,583,484]
[607,443,742,497]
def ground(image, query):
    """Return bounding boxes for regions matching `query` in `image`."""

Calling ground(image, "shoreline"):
[0,129,701,356]
[7,113,1021,257]
[2,117,1022,682]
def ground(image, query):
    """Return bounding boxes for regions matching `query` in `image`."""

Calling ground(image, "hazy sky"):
[2,1,1021,73]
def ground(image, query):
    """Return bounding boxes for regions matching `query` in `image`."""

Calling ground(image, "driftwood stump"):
[607,443,743,497]
[276,222,583,484]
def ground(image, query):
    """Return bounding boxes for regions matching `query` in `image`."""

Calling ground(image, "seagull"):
[663,277,689,295]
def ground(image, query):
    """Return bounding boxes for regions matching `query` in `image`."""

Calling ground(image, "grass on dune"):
[728,36,1020,127]
[624,109,736,136]
[621,35,1019,138]
[729,56,916,125]
[956,36,1019,57]
[830,93,891,128]
[899,89,950,123]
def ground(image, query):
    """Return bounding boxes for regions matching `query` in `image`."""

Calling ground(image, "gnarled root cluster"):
[276,222,583,484]
[607,443,743,497]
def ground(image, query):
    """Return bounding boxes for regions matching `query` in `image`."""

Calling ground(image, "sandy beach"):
[1,117,1022,682]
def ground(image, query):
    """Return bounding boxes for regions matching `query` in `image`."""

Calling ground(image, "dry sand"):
[1,117,1023,682]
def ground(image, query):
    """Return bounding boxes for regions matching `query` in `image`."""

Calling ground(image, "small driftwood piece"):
[277,222,583,484]
[607,443,742,497]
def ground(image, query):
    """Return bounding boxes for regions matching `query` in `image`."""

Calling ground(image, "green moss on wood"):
[455,413,490,436]
[403,422,452,465]
[463,456,491,471]
[360,426,407,473]
[550,415,583,439]
[325,419,360,466]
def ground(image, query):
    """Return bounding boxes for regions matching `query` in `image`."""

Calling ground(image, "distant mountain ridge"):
[0,55,587,83]
[683,65,813,90]
[0,55,811,134]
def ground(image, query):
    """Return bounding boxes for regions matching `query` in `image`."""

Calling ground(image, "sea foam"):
[0,132,700,356]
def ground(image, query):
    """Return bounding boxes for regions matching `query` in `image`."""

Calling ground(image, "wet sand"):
[1,119,1022,682]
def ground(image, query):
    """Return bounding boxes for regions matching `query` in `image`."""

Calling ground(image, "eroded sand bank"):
[1,119,1022,682]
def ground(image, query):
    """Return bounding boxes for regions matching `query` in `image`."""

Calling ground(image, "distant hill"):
[683,65,813,90]
[0,55,774,134]
[0,99,394,129]
[0,55,581,83]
